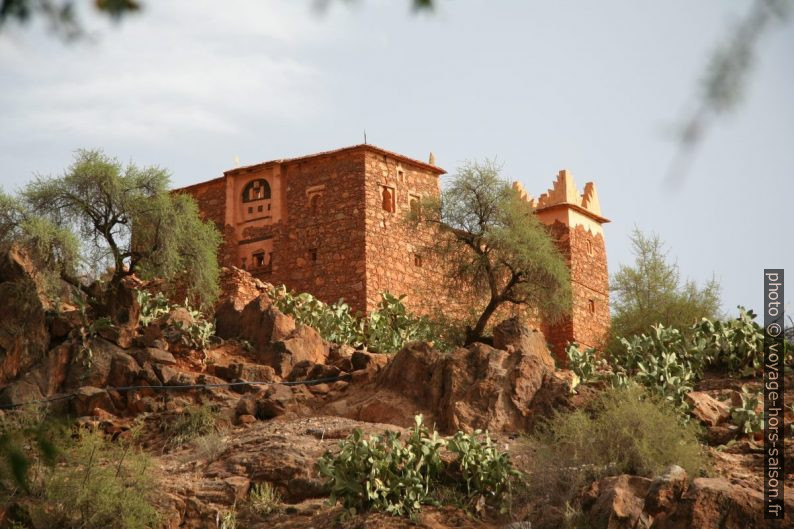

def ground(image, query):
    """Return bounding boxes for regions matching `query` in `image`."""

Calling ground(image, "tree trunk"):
[466,296,500,345]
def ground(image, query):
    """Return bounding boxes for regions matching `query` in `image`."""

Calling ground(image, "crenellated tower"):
[514,170,610,356]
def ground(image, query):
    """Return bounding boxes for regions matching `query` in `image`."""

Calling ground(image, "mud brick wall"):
[362,150,446,315]
[176,178,237,268]
[545,222,610,357]
[176,145,611,354]
[273,153,368,313]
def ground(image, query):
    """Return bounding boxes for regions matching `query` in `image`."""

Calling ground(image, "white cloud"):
[0,0,337,143]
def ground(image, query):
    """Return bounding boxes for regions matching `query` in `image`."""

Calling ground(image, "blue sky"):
[0,0,791,317]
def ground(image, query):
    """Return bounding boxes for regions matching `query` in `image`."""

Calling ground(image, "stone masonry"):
[175,144,610,355]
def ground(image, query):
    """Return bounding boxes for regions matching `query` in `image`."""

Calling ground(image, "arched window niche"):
[242,179,271,203]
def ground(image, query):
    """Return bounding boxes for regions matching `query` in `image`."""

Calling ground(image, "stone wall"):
[544,222,610,355]
[362,150,446,314]
[177,145,611,354]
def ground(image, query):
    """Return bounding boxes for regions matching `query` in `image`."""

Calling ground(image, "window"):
[381,186,395,213]
[309,194,321,216]
[257,205,263,213]
[588,299,595,313]
[248,206,253,214]
[253,252,265,268]
[586,239,594,256]
[414,254,422,267]
[409,194,420,215]
[242,179,271,203]
[309,248,318,262]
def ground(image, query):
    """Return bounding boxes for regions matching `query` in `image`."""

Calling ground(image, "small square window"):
[248,206,253,214]
[257,205,263,213]
[309,248,317,262]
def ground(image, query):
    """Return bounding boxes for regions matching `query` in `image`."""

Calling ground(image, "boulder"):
[351,350,390,371]
[493,316,555,369]
[0,248,50,386]
[72,386,116,417]
[685,391,730,427]
[645,466,688,517]
[64,337,126,391]
[135,347,177,366]
[165,307,195,330]
[235,294,295,347]
[373,320,559,433]
[108,351,141,388]
[582,474,652,529]
[262,325,329,377]
[579,467,794,529]
[214,362,276,383]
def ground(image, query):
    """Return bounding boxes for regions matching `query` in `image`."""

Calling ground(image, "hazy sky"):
[0,0,791,317]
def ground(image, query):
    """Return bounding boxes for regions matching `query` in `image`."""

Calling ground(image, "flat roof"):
[173,144,446,193]
[224,143,446,176]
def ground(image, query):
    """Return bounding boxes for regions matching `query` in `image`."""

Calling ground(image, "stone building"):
[175,144,610,353]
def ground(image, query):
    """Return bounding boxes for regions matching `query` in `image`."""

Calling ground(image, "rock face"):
[685,391,730,427]
[328,320,567,434]
[580,466,794,529]
[0,247,50,386]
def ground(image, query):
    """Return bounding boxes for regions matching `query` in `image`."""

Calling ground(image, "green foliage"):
[594,308,766,411]
[1,417,158,529]
[0,190,79,297]
[416,160,571,341]
[136,289,217,350]
[447,430,521,513]
[524,385,707,508]
[136,289,170,327]
[177,298,216,350]
[729,387,764,435]
[268,286,457,353]
[160,403,217,447]
[317,415,520,518]
[564,343,605,384]
[73,295,114,370]
[219,506,237,529]
[610,228,721,341]
[5,149,221,306]
[269,284,365,347]
[695,308,764,375]
[367,292,455,353]
[248,482,281,516]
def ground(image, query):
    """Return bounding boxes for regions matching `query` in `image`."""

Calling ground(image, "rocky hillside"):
[0,252,792,529]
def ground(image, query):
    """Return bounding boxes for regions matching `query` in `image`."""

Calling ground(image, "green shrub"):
[590,308,767,412]
[317,415,519,518]
[523,385,708,508]
[696,307,764,375]
[447,429,521,513]
[136,289,170,327]
[161,403,217,447]
[136,289,217,350]
[1,422,158,529]
[565,343,604,384]
[249,482,281,516]
[268,284,366,347]
[729,387,764,435]
[268,286,458,353]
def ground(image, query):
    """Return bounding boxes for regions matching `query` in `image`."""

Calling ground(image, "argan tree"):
[610,228,721,340]
[417,160,571,343]
[0,149,221,306]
